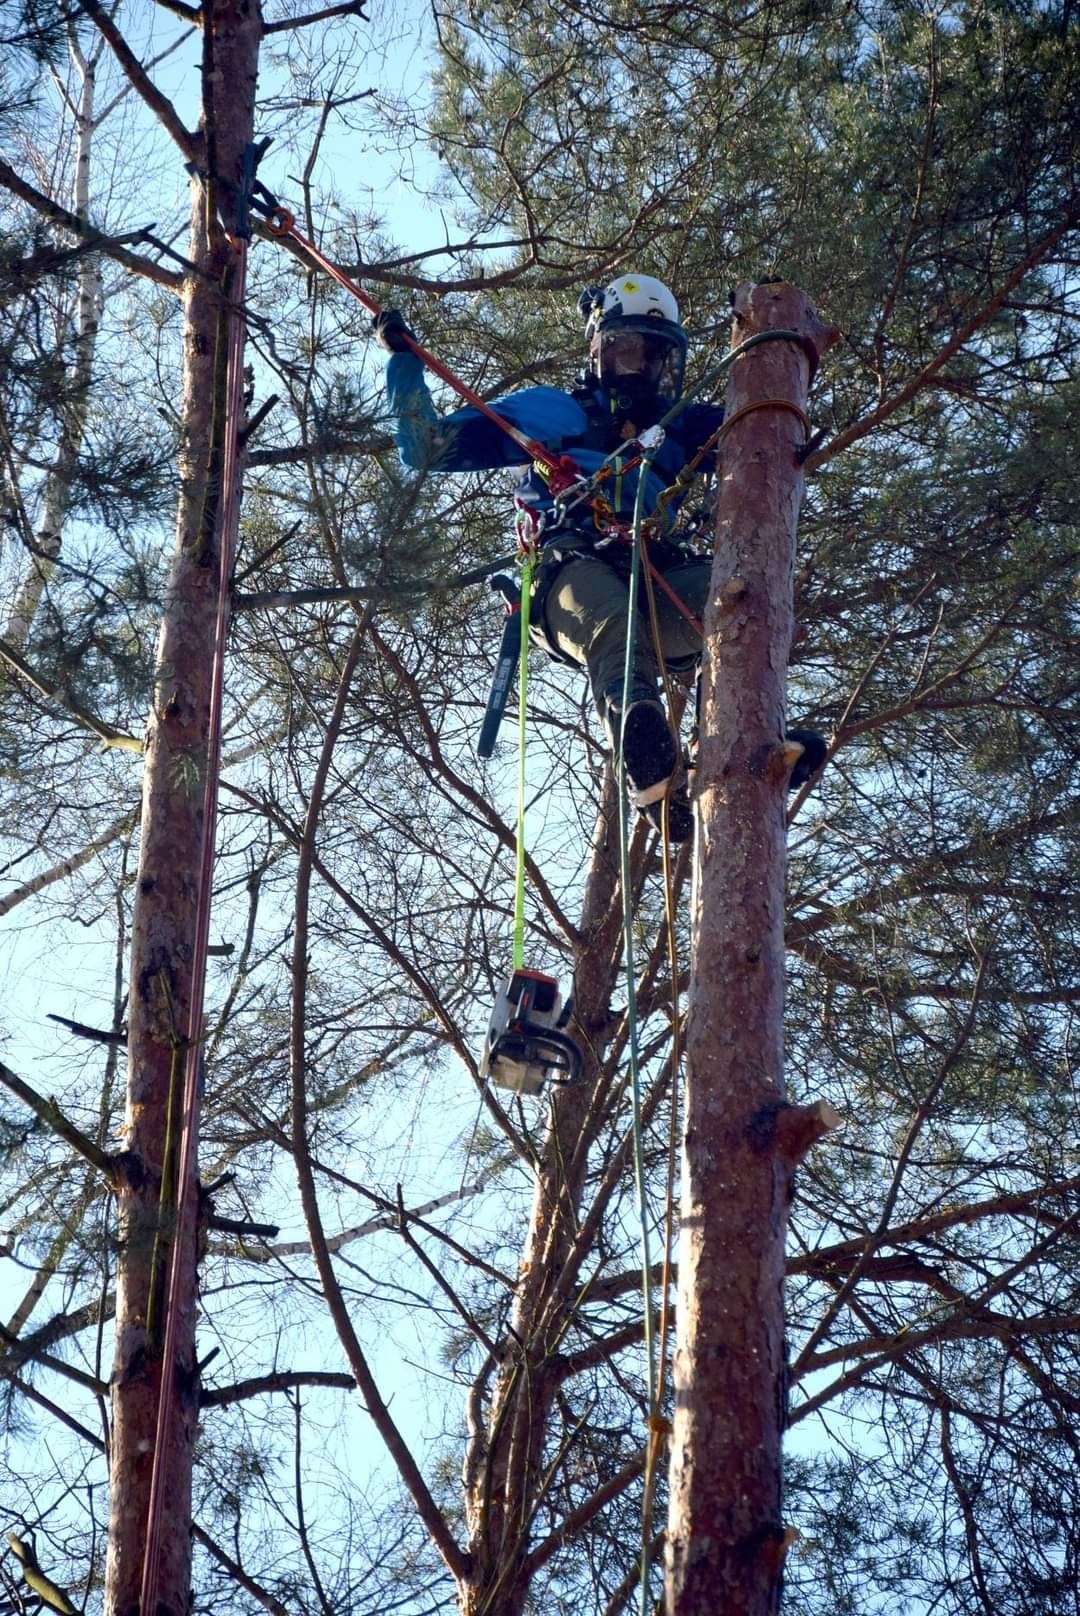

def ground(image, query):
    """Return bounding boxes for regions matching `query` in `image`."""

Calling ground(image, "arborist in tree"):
[375,273,823,841]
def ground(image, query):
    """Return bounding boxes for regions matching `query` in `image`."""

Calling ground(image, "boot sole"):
[620,702,677,794]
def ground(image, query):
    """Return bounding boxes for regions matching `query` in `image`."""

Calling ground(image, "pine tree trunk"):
[104,6,261,1612]
[665,282,836,1616]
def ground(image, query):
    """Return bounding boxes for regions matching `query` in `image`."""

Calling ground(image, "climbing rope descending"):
[636,540,686,1580]
[611,439,669,1616]
[512,544,534,974]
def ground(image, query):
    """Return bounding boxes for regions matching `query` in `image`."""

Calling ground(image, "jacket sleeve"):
[384,352,588,473]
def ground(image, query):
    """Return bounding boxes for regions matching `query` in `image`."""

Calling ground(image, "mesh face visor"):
[593,317,686,398]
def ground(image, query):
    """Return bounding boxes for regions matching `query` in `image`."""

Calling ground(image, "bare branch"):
[190,1527,290,1616]
[264,1,368,31]
[520,1453,645,1579]
[75,0,198,160]
[155,0,202,22]
[0,634,143,752]
[790,1172,1080,1278]
[0,157,182,290]
[201,1371,355,1408]
[0,810,136,918]
[0,1059,116,1179]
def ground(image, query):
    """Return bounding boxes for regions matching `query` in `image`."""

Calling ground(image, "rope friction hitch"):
[479,969,582,1096]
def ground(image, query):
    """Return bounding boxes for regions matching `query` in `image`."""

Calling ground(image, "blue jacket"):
[385,351,724,541]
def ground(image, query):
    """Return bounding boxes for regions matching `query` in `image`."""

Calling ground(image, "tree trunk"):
[665,282,837,1616]
[104,6,261,1613]
[5,29,103,648]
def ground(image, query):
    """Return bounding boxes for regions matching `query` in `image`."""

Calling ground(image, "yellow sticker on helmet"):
[620,279,639,293]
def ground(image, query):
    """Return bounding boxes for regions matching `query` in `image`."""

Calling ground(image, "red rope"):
[266,210,573,481]
[642,556,703,638]
[264,218,704,636]
[138,237,248,1616]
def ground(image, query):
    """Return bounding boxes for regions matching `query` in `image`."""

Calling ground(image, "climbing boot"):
[607,697,693,844]
[640,773,694,844]
[786,728,827,791]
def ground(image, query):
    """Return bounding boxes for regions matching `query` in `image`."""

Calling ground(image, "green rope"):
[612,449,666,1616]
[512,554,533,973]
[658,326,807,432]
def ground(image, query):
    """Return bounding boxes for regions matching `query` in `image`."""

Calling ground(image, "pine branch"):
[47,1014,127,1046]
[205,1214,279,1239]
[245,432,390,468]
[155,0,202,22]
[7,1372,104,1450]
[789,1172,1080,1276]
[74,0,198,160]
[805,204,1080,471]
[0,811,136,917]
[0,158,182,290]
[4,1368,285,1616]
[0,1298,116,1377]
[201,1370,355,1408]
[520,1453,646,1580]
[190,1527,289,1616]
[394,1186,501,1359]
[234,553,520,611]
[264,0,368,31]
[0,1060,116,1179]
[6,1534,79,1615]
[0,634,143,753]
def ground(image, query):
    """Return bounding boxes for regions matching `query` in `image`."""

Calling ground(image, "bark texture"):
[104,6,261,1613]
[665,282,836,1616]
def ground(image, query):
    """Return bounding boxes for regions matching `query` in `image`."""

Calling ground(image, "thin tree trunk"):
[5,33,103,648]
[104,5,262,1612]
[665,282,837,1616]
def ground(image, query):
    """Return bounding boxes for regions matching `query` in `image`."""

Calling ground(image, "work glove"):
[372,308,416,353]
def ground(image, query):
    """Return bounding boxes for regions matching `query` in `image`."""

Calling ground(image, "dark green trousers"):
[542,551,711,715]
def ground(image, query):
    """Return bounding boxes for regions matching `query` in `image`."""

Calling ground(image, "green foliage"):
[0,1,1076,1613]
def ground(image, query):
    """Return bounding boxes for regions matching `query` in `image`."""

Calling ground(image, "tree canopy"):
[0,1,1076,1612]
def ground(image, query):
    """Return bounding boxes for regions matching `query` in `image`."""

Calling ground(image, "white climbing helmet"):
[579,273,687,398]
